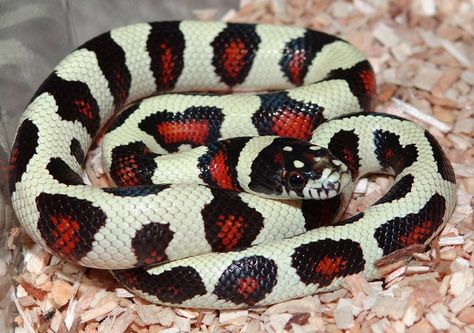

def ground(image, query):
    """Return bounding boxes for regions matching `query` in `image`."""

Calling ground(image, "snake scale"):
[9,21,456,309]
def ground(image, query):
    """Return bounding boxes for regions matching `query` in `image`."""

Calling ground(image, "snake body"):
[9,21,456,309]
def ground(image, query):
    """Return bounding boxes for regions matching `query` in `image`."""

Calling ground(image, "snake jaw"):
[305,170,345,200]
[301,156,352,200]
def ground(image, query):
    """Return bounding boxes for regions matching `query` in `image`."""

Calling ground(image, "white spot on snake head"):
[293,160,305,168]
[327,171,341,183]
[283,146,293,152]
[309,146,320,151]
[321,168,331,180]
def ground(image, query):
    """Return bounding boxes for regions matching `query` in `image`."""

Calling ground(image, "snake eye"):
[287,171,306,190]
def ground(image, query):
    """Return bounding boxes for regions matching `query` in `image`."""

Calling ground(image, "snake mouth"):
[306,176,341,200]
[307,187,339,200]
[304,164,352,200]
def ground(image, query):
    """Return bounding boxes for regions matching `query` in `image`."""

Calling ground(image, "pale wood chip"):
[373,23,400,47]
[454,257,470,268]
[49,255,62,266]
[457,306,474,324]
[319,288,347,303]
[80,300,118,323]
[306,314,326,331]
[330,1,354,19]
[175,316,191,332]
[370,318,391,333]
[244,319,263,332]
[265,297,320,315]
[439,235,465,246]
[424,93,458,108]
[426,311,451,330]
[440,39,472,67]
[25,244,51,275]
[353,178,368,194]
[412,252,431,262]
[35,273,50,289]
[431,68,462,97]
[360,293,378,311]
[109,305,128,318]
[174,308,199,319]
[403,303,422,327]
[411,0,436,16]
[453,117,474,134]
[390,42,413,62]
[448,287,474,314]
[368,281,384,293]
[449,269,474,296]
[115,288,134,298]
[405,265,430,274]
[219,309,248,323]
[343,274,374,296]
[439,247,458,261]
[271,0,286,15]
[406,318,434,333]
[418,30,442,48]
[50,279,74,308]
[9,227,21,250]
[452,163,474,178]
[135,304,162,325]
[199,310,217,325]
[12,294,36,333]
[264,313,293,332]
[372,296,407,320]
[334,303,354,329]
[384,265,407,285]
[111,309,135,333]
[391,97,453,133]
[412,66,443,91]
[17,296,36,307]
[447,133,471,151]
[61,262,82,275]
[157,307,176,327]
[86,288,107,307]
[464,238,474,253]
[221,9,238,22]
[50,311,64,332]
[64,298,77,330]
[353,0,376,15]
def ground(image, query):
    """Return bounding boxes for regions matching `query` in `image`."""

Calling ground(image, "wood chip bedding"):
[8,0,474,332]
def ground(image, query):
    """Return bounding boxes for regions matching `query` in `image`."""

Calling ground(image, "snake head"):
[248,137,351,200]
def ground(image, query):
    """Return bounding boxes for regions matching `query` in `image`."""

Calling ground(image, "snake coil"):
[9,21,456,309]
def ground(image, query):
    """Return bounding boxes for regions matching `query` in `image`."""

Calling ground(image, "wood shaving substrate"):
[8,0,473,332]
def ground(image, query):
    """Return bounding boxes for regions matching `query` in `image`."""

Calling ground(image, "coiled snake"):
[9,21,456,309]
